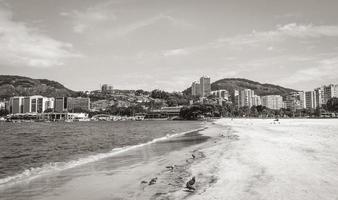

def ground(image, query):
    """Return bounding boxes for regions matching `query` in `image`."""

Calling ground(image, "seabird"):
[186,176,196,191]
[166,165,175,171]
[149,177,158,185]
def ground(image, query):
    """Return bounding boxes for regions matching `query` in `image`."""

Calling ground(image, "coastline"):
[2,118,338,200]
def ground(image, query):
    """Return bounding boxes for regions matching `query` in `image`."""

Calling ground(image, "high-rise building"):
[101,84,114,93]
[305,91,317,109]
[200,76,211,97]
[334,84,338,97]
[314,87,324,108]
[261,95,284,110]
[232,90,240,106]
[323,84,335,104]
[191,81,201,96]
[252,95,261,106]
[239,89,255,107]
[285,92,304,111]
[9,96,25,114]
[298,91,306,109]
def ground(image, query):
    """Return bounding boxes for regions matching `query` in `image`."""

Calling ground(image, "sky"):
[1,0,338,92]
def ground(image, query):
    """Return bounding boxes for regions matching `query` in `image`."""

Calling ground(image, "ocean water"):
[0,120,203,186]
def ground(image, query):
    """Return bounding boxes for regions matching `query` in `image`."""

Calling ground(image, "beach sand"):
[2,118,338,200]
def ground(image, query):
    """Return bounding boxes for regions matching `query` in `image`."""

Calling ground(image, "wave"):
[0,127,206,186]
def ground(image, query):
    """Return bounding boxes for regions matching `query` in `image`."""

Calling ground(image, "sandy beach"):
[1,118,338,200]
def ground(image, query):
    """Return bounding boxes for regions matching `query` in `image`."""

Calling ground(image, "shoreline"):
[2,118,338,200]
[0,125,207,187]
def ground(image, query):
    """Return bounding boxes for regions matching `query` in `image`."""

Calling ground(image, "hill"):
[0,75,78,99]
[184,78,296,97]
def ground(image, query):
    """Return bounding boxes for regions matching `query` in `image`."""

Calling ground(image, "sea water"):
[0,120,203,187]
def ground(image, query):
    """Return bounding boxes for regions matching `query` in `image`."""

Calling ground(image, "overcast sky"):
[1,0,338,92]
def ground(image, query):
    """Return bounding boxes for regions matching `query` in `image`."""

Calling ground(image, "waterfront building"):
[145,106,182,119]
[200,76,211,97]
[67,97,91,112]
[305,91,317,109]
[191,81,201,96]
[54,97,68,112]
[22,95,54,113]
[261,95,284,110]
[9,96,25,114]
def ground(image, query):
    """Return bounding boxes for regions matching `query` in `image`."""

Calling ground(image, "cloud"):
[61,8,114,33]
[0,7,79,68]
[110,14,193,38]
[162,48,190,57]
[278,56,338,85]
[218,23,338,47]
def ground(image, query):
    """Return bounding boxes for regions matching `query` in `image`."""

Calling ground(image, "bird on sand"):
[192,154,196,159]
[186,176,196,191]
[149,177,157,185]
[166,165,175,171]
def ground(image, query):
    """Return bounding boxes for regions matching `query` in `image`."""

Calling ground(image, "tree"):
[0,109,9,117]
[326,98,338,112]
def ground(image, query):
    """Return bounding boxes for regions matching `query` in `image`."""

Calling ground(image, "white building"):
[239,89,255,107]
[211,90,229,100]
[23,96,54,113]
[261,95,284,110]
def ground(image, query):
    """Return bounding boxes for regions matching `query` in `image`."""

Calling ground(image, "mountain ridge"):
[183,78,296,97]
[0,75,77,99]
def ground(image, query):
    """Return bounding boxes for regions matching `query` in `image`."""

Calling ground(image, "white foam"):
[0,127,206,186]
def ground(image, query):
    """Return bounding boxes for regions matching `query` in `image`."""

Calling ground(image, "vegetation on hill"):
[183,78,296,97]
[0,75,77,99]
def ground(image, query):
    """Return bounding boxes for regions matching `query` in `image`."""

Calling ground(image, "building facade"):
[261,95,284,110]
[239,89,255,107]
[323,84,335,104]
[314,87,324,108]
[101,84,114,93]
[9,96,24,114]
[211,90,229,100]
[305,91,317,109]
[285,92,303,111]
[67,97,91,112]
[54,97,68,112]
[191,81,201,96]
[200,76,211,97]
[22,95,54,113]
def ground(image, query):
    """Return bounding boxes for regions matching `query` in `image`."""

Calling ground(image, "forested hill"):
[184,78,296,97]
[0,75,77,99]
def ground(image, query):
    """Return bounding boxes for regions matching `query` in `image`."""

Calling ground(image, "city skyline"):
[1,0,338,92]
